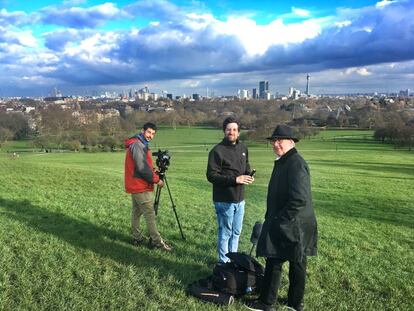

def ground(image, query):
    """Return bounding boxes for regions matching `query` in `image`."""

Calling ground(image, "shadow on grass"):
[0,197,207,287]
[313,191,414,229]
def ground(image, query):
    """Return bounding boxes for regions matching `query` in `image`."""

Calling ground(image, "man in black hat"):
[245,125,318,311]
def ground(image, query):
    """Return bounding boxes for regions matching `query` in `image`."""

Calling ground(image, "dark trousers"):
[259,257,307,308]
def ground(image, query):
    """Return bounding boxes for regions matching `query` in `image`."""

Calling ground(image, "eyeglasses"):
[271,138,292,144]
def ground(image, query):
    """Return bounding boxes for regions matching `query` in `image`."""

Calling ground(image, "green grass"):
[0,128,413,310]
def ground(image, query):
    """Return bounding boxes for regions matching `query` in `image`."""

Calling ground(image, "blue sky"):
[0,0,413,96]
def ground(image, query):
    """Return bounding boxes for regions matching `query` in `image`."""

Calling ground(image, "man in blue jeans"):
[207,117,254,263]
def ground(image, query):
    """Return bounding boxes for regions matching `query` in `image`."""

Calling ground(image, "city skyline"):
[1,0,414,96]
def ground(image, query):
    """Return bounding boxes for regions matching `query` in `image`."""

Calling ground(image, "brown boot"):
[150,239,172,252]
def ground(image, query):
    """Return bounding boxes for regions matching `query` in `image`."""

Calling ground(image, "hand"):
[236,175,254,185]
[157,180,164,187]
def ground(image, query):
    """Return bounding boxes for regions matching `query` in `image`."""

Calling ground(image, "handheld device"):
[250,169,256,177]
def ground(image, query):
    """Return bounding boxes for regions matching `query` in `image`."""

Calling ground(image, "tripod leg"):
[153,184,162,215]
[164,176,185,240]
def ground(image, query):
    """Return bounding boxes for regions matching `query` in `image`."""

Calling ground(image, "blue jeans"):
[214,201,245,263]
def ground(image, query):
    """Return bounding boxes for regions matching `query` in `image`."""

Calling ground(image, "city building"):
[252,88,257,99]
[259,81,269,99]
[306,74,310,96]
[238,89,249,100]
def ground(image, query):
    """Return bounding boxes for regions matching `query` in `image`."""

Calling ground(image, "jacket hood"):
[124,136,140,148]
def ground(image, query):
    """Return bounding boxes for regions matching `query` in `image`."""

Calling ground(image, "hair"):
[142,122,157,131]
[222,116,240,132]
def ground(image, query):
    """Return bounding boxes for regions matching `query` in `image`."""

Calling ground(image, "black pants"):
[259,257,307,308]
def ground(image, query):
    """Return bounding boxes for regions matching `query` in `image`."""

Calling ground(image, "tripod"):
[154,173,185,240]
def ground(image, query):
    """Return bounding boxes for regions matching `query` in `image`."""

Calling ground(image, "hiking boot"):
[149,240,172,252]
[244,299,275,311]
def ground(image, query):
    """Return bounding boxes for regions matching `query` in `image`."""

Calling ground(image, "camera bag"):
[212,252,264,296]
[187,276,234,305]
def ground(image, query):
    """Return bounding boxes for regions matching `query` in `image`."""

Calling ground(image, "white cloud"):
[335,20,352,27]
[292,7,311,17]
[64,32,120,62]
[376,0,397,8]
[214,16,322,56]
[344,67,372,76]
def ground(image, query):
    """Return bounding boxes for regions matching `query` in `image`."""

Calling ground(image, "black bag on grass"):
[187,277,234,305]
[212,252,264,296]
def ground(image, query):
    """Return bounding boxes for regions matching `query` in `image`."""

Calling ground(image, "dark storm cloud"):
[259,1,414,73]
[46,1,414,87]
[43,21,246,85]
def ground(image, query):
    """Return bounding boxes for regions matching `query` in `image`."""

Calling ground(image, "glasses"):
[271,138,293,144]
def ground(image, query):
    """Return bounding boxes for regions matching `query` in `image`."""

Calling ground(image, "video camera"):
[152,149,171,174]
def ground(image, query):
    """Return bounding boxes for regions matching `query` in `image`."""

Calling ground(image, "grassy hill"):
[0,128,413,310]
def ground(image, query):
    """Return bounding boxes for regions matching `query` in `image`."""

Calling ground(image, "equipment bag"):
[187,277,234,305]
[212,263,258,295]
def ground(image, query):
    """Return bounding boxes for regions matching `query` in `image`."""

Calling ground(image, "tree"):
[0,127,13,147]
[0,112,31,139]
[100,116,121,137]
[39,106,78,147]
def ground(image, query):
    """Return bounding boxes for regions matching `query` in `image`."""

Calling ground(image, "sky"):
[1,0,414,97]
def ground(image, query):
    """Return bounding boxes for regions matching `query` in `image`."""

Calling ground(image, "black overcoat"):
[256,148,318,261]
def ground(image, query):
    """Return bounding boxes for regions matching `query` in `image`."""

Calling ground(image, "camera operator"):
[206,117,254,263]
[124,122,172,252]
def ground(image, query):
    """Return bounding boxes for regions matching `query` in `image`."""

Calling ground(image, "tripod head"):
[152,149,171,175]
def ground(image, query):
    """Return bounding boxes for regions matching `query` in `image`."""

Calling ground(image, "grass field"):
[0,128,413,311]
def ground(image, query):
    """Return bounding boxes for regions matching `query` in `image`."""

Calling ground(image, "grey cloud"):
[43,29,92,51]
[259,1,414,73]
[47,1,414,88]
[124,0,185,22]
[0,9,28,26]
[44,22,246,85]
[2,0,414,96]
[39,3,125,28]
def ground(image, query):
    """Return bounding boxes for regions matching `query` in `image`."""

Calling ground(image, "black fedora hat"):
[266,124,299,142]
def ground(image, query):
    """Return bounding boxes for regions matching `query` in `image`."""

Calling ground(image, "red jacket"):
[124,136,160,194]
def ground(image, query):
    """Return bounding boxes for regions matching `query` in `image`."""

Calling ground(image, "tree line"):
[1,97,413,151]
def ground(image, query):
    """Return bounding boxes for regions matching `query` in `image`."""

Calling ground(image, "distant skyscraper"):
[259,81,269,99]
[306,74,310,96]
[238,89,249,99]
[252,88,257,99]
[288,87,294,98]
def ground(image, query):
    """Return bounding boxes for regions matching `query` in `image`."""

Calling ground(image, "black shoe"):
[132,238,146,246]
[244,300,275,311]
[286,303,304,311]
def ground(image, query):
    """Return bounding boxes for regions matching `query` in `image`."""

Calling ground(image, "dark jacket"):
[256,148,318,261]
[206,138,251,202]
[124,136,160,194]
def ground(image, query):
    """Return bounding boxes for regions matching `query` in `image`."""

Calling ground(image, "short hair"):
[222,116,240,132]
[142,122,157,131]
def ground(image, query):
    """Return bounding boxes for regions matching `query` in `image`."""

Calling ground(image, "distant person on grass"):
[207,117,254,263]
[124,122,172,252]
[245,125,318,311]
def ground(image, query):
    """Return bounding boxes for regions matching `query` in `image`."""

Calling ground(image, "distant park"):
[0,127,413,310]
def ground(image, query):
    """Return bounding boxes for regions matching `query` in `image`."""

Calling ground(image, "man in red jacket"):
[124,122,172,251]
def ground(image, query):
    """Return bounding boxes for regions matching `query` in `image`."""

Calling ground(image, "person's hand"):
[157,180,164,187]
[236,175,254,185]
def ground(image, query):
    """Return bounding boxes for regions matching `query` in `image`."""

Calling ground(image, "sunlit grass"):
[0,128,413,310]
